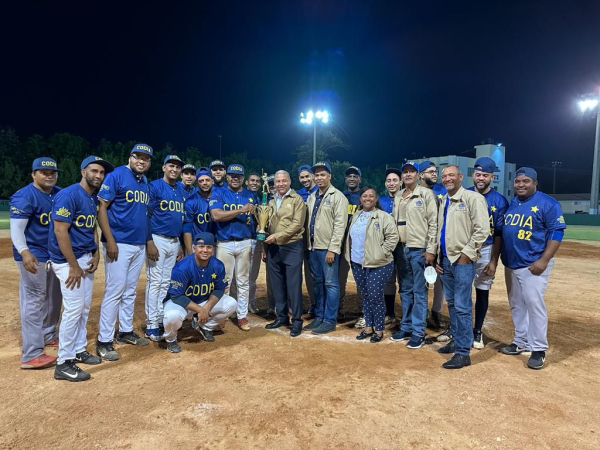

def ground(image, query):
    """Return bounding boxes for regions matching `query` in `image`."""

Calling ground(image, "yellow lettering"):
[39,213,49,226]
[524,216,533,229]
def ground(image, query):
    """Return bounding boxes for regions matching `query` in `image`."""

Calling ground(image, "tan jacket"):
[393,185,438,254]
[437,186,490,263]
[306,184,349,254]
[344,208,399,267]
[266,189,306,245]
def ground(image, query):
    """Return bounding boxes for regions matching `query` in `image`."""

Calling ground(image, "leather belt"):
[218,237,249,242]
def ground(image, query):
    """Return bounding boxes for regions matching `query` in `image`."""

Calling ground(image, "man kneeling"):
[162,232,237,353]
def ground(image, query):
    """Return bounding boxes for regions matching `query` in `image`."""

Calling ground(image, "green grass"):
[0,211,8,230]
[564,225,600,242]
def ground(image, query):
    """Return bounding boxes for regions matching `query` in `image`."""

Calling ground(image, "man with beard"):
[178,164,197,199]
[183,168,215,255]
[210,160,227,191]
[95,143,154,361]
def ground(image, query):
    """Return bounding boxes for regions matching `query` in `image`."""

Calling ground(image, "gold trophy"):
[254,172,273,241]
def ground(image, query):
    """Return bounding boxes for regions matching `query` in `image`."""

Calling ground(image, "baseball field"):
[0,231,599,449]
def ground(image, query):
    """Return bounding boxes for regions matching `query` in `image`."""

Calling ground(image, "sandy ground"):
[0,236,599,450]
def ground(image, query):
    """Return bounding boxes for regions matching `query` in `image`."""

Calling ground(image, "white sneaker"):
[355,317,366,328]
[436,328,452,342]
[472,330,484,349]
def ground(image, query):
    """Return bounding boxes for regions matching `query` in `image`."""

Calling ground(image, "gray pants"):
[17,262,62,362]
[431,277,445,313]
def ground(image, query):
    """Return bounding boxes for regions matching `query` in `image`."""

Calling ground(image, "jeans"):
[308,249,340,325]
[440,256,476,355]
[399,247,428,339]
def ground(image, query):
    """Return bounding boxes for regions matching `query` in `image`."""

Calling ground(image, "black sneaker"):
[75,350,101,365]
[389,331,411,342]
[96,341,120,361]
[54,360,91,382]
[527,351,546,370]
[500,343,530,356]
[406,336,425,349]
[166,341,181,353]
[116,331,150,346]
[192,316,216,342]
[303,319,322,330]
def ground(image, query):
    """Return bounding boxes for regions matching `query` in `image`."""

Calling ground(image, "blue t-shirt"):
[343,189,361,218]
[501,191,567,270]
[98,165,149,245]
[468,187,509,246]
[379,194,395,214]
[309,190,325,245]
[297,184,318,202]
[177,181,196,200]
[165,255,228,305]
[48,184,99,264]
[208,187,258,241]
[10,183,61,262]
[148,179,186,238]
[183,191,214,236]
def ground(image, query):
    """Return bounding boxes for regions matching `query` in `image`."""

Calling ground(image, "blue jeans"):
[440,256,476,355]
[399,247,428,339]
[308,249,340,325]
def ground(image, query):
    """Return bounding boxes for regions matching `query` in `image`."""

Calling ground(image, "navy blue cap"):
[131,143,153,157]
[32,157,59,172]
[401,161,419,172]
[312,161,332,173]
[193,232,216,246]
[181,164,196,173]
[515,167,538,180]
[345,166,362,177]
[209,159,226,169]
[199,166,209,171]
[385,167,401,178]
[81,155,114,174]
[419,160,436,172]
[163,155,185,166]
[196,168,211,179]
[227,164,244,175]
[298,164,312,175]
[473,157,498,174]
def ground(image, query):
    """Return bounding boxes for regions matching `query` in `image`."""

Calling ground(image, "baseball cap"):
[81,155,114,174]
[181,164,196,173]
[515,167,538,180]
[209,159,226,169]
[196,168,211,179]
[298,164,312,175]
[32,157,59,172]
[227,164,244,175]
[131,143,153,157]
[267,175,275,185]
[401,161,419,172]
[473,157,498,174]
[193,232,216,246]
[419,160,436,173]
[312,161,332,173]
[163,155,185,166]
[385,167,401,178]
[345,166,362,177]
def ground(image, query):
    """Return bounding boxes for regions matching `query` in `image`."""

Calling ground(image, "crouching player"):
[162,232,237,352]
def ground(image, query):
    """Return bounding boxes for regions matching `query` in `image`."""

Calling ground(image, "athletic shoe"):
[303,319,323,330]
[248,301,260,314]
[166,341,181,353]
[20,353,57,370]
[500,343,531,356]
[355,317,366,328]
[237,318,251,331]
[384,316,396,325]
[75,350,101,365]
[442,354,471,370]
[116,331,150,346]
[145,328,163,342]
[472,329,484,350]
[311,322,336,335]
[54,360,90,382]
[96,341,120,361]
[436,328,452,342]
[45,338,59,347]
[389,331,412,342]
[527,351,546,370]
[406,336,425,349]
[195,324,215,342]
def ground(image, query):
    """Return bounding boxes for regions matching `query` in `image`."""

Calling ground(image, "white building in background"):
[415,143,516,199]
[549,193,593,214]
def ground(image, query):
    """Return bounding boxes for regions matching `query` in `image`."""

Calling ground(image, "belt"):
[397,221,406,226]
[153,233,179,241]
[218,237,250,242]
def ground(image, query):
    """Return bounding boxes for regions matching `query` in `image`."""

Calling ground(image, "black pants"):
[267,239,304,325]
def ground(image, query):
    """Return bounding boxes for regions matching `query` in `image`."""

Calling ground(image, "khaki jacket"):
[437,186,490,263]
[266,189,306,245]
[393,185,438,254]
[306,184,349,254]
[344,208,399,267]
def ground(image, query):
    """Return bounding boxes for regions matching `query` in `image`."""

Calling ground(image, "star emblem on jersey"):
[211,273,217,279]
[249,198,254,202]
[55,207,71,218]
[491,206,497,212]
[437,194,443,199]
[531,206,539,213]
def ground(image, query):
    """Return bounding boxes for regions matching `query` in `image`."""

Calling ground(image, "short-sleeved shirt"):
[10,183,61,262]
[208,187,258,241]
[468,187,509,246]
[98,165,149,245]
[183,191,214,236]
[164,255,228,305]
[48,184,99,263]
[148,179,187,238]
[297,184,318,202]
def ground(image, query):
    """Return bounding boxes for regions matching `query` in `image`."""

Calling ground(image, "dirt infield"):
[0,238,599,449]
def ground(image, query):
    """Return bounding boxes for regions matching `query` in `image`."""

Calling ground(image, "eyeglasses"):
[423,170,437,175]
[131,154,151,163]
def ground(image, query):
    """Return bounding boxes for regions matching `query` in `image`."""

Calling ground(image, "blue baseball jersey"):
[297,184,318,202]
[48,184,99,264]
[98,166,149,245]
[468,187,509,246]
[208,187,258,241]
[165,255,228,305]
[343,190,361,217]
[183,191,214,236]
[212,181,228,193]
[177,181,196,200]
[432,183,447,203]
[10,183,62,262]
[148,179,186,237]
[501,191,566,270]
[379,194,395,214]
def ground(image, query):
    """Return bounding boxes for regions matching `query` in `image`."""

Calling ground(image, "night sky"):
[2,1,599,192]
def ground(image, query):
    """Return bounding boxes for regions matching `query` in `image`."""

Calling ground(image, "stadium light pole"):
[579,94,600,214]
[300,110,329,165]
[551,160,562,194]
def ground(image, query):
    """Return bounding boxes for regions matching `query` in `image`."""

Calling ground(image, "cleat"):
[20,354,57,370]
[75,350,101,365]
[166,341,182,353]
[116,331,149,346]
[527,351,546,370]
[144,328,163,342]
[237,317,250,331]
[45,338,59,347]
[192,317,216,342]
[500,343,531,356]
[54,360,90,382]
[96,341,120,361]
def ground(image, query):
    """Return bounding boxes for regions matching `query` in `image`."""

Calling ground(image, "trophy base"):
[256,233,267,241]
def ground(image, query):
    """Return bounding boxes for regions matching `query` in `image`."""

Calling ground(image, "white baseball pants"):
[474,244,494,290]
[231,238,261,304]
[216,239,251,319]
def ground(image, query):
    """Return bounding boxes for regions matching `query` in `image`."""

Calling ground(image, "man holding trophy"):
[258,171,307,337]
